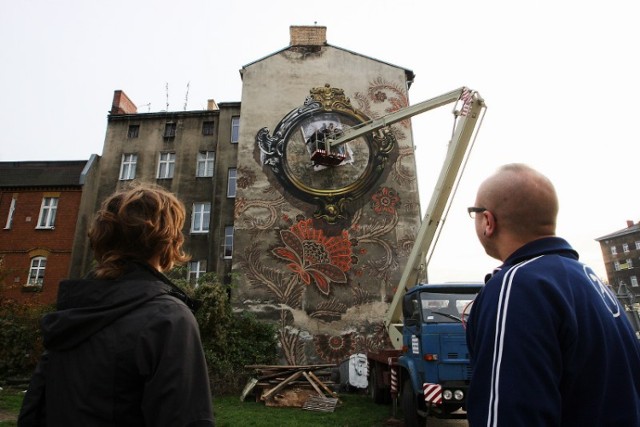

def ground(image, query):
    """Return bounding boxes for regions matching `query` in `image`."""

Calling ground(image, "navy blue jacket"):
[467,237,640,426]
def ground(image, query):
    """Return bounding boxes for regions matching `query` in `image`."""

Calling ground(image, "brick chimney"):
[290,25,327,47]
[627,220,635,228]
[207,99,219,110]
[111,90,137,115]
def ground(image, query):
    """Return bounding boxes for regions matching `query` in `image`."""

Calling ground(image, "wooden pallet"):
[302,395,340,412]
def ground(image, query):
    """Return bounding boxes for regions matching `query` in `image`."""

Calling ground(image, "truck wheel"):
[402,380,426,427]
[369,363,390,404]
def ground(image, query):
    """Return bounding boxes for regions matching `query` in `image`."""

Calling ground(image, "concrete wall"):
[234,42,421,364]
[72,100,240,282]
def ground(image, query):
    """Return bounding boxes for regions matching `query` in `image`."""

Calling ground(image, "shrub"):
[0,298,52,380]
[169,270,279,394]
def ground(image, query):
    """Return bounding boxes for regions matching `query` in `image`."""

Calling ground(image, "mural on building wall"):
[235,78,420,364]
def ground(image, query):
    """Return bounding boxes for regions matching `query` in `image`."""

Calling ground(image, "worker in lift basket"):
[465,163,640,426]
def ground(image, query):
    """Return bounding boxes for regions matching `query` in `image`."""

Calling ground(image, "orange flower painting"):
[272,219,353,295]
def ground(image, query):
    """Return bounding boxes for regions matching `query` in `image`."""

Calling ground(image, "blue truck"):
[361,87,487,426]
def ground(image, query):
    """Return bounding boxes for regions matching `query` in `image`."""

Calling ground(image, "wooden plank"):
[246,363,337,370]
[261,370,303,401]
[308,370,339,398]
[302,371,325,397]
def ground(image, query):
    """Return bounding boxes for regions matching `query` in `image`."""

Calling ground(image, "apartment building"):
[596,221,640,334]
[0,160,90,304]
[69,91,240,286]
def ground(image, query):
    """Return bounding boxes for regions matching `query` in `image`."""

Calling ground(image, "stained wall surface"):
[234,38,422,364]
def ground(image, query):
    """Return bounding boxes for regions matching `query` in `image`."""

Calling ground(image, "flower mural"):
[272,218,353,295]
[314,333,357,364]
[371,186,400,215]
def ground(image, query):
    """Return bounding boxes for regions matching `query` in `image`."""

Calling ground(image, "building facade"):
[596,221,640,335]
[70,91,240,286]
[4,26,463,365]
[0,161,89,305]
[233,26,423,364]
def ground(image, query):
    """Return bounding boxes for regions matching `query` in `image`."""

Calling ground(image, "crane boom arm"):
[383,88,486,348]
[328,87,475,148]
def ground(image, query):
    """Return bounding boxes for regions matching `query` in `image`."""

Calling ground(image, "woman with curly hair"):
[19,183,215,427]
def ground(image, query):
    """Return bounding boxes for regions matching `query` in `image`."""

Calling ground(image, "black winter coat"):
[18,263,215,427]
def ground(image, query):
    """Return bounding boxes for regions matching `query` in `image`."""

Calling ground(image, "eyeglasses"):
[467,207,487,219]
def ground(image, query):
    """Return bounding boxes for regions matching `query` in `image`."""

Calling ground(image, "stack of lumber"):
[242,364,340,411]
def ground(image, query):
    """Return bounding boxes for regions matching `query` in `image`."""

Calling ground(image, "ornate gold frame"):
[256,84,396,223]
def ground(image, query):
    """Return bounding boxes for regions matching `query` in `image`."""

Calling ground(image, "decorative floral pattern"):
[272,219,353,295]
[314,333,357,363]
[239,76,422,365]
[371,187,400,215]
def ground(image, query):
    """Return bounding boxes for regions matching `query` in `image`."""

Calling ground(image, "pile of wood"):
[242,364,340,411]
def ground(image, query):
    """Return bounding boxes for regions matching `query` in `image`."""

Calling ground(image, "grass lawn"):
[1,387,399,427]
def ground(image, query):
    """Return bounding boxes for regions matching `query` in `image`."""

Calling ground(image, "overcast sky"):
[2,0,638,283]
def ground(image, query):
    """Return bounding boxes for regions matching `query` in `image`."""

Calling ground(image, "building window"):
[37,197,58,229]
[119,154,137,180]
[611,246,617,256]
[188,260,207,285]
[627,259,633,268]
[27,256,46,287]
[202,121,215,136]
[164,122,177,138]
[157,152,176,179]
[614,261,620,271]
[191,202,211,233]
[4,196,16,229]
[623,243,630,253]
[636,241,640,250]
[196,151,215,177]
[224,225,234,259]
[632,276,639,287]
[231,116,240,143]
[227,168,237,198]
[127,124,140,138]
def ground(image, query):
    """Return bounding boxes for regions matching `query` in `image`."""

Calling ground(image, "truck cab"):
[399,283,483,422]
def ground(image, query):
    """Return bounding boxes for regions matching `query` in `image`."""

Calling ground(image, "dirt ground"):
[0,408,16,422]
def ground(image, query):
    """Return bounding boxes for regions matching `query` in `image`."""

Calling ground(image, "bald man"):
[465,163,640,427]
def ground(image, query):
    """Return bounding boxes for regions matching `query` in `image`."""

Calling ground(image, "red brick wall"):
[0,188,82,305]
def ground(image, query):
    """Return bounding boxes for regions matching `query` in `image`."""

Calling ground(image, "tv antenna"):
[183,81,190,111]
[165,82,169,111]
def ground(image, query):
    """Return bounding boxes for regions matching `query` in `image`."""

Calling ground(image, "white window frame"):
[231,116,240,143]
[631,276,639,287]
[636,241,640,250]
[227,168,237,198]
[36,197,58,229]
[191,202,211,233]
[119,153,137,180]
[224,225,234,259]
[157,152,176,179]
[196,151,215,177]
[627,259,633,268]
[614,261,620,271]
[623,243,630,253]
[27,256,46,287]
[611,246,617,256]
[188,260,207,285]
[4,196,16,229]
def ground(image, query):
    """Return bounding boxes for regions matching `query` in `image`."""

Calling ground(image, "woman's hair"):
[88,183,190,279]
